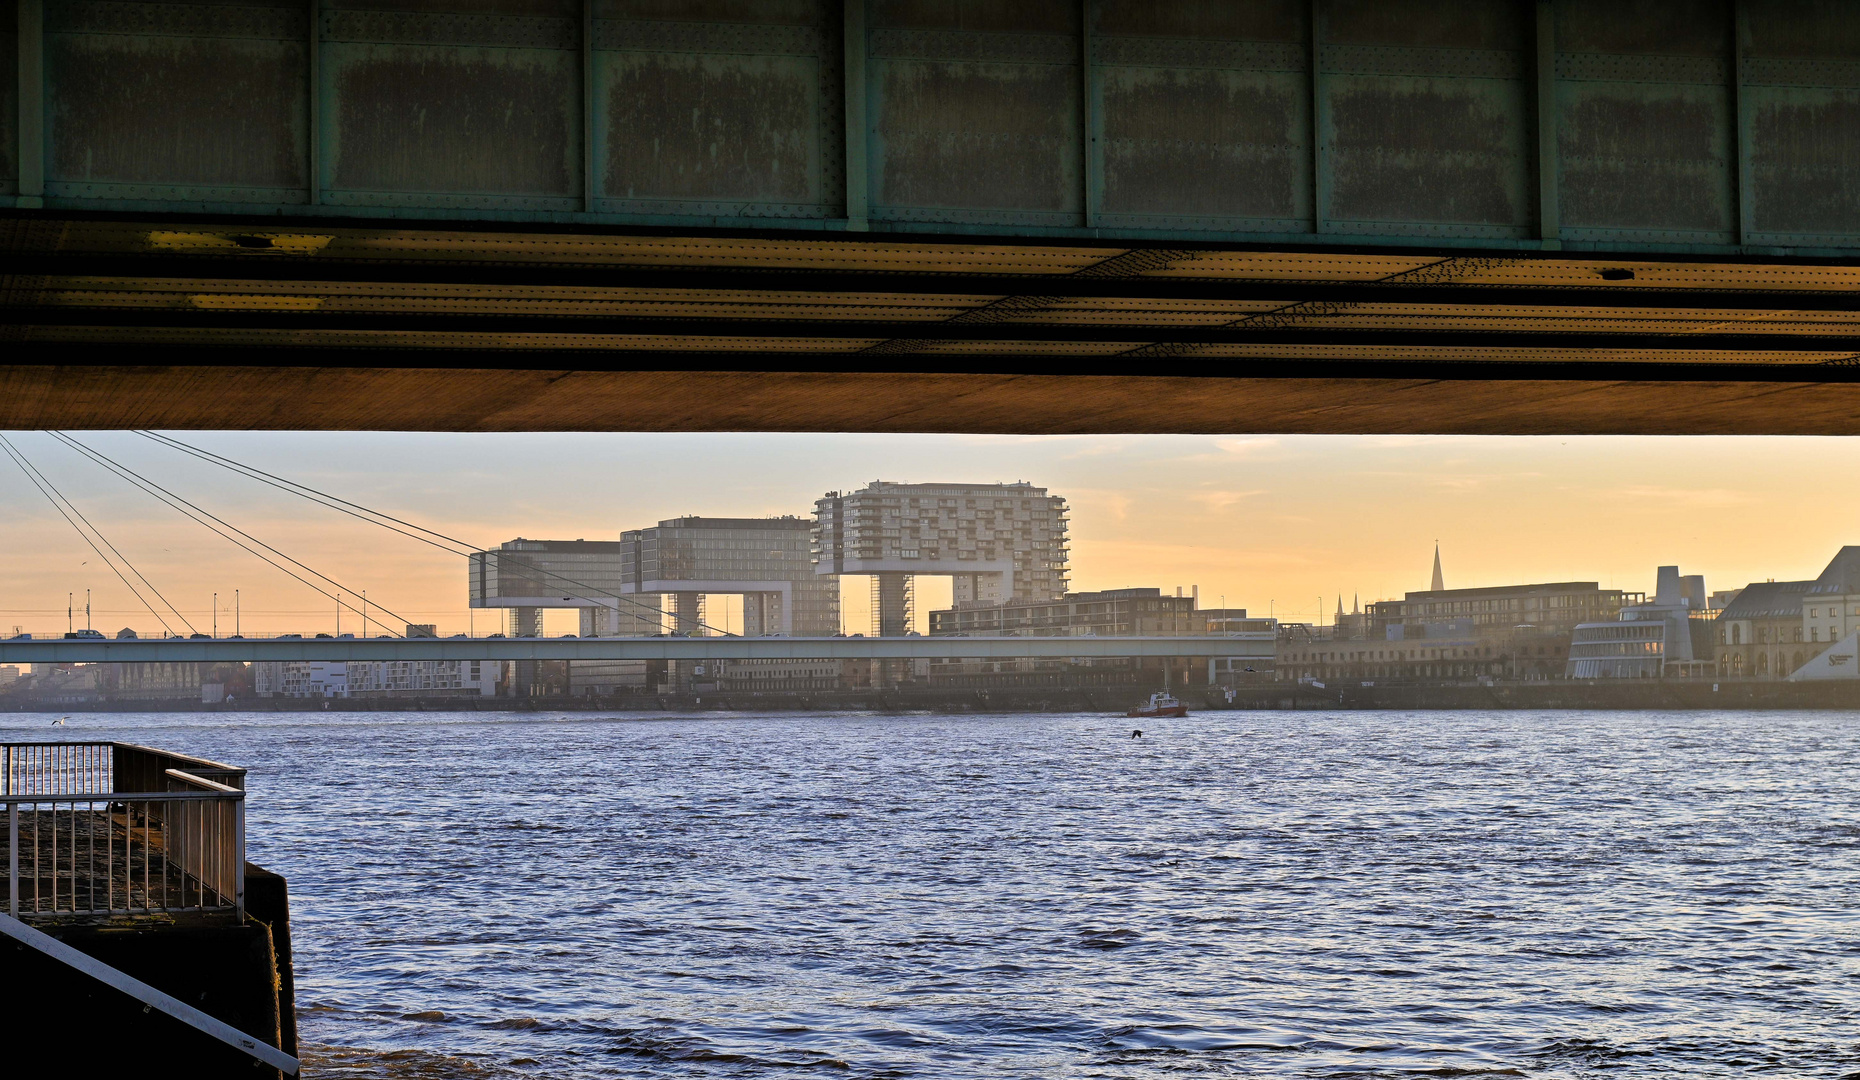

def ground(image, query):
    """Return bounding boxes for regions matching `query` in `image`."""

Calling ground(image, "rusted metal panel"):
[1320,0,1531,239]
[1094,0,1309,231]
[323,0,580,208]
[593,0,839,218]
[41,0,307,202]
[0,0,18,194]
[1740,0,1860,243]
[869,0,1081,225]
[1554,0,1735,243]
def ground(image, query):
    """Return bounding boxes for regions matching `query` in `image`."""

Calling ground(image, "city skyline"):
[0,430,1854,638]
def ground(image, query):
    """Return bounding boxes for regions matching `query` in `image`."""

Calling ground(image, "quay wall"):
[4,863,296,1077]
[8,681,1858,713]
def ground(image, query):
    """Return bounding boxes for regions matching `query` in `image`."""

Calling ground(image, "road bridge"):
[0,635,1276,664]
[6,0,1860,433]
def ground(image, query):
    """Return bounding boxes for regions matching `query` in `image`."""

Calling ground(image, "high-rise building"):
[813,481,1068,638]
[621,516,839,692]
[469,538,642,635]
[620,517,838,636]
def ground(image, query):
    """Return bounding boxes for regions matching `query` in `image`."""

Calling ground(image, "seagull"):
[51,717,68,726]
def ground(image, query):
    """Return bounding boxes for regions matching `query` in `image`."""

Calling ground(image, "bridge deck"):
[0,635,1275,664]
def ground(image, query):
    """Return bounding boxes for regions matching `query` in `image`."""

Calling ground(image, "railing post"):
[233,796,246,921]
[8,802,17,917]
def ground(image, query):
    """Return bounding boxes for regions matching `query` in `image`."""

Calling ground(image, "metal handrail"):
[2,743,246,921]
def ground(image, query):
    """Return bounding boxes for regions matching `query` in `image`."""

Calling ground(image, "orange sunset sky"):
[0,431,1854,639]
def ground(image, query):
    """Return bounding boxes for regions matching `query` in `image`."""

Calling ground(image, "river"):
[7,709,1856,1078]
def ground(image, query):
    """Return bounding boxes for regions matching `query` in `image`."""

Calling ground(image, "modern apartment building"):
[254,659,499,698]
[620,516,838,638]
[814,481,1068,637]
[469,538,643,636]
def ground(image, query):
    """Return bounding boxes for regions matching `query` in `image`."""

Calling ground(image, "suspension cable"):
[0,435,183,636]
[130,431,726,636]
[50,432,421,633]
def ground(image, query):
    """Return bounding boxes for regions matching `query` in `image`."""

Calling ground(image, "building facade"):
[1370,581,1630,638]
[928,587,1214,637]
[621,516,838,637]
[717,658,849,692]
[1801,546,1860,651]
[255,660,498,698]
[1277,630,1552,683]
[923,588,1266,688]
[815,481,1068,636]
[1718,546,1860,678]
[1715,581,1812,678]
[1567,566,1716,679]
[470,538,643,636]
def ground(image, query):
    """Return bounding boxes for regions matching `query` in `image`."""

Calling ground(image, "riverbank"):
[10,678,1859,713]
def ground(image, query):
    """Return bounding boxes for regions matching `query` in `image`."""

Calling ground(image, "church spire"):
[1431,543,1445,592]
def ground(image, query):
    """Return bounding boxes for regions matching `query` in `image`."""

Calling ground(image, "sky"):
[0,431,1854,640]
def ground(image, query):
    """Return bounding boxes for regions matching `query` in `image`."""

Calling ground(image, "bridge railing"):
[2,743,245,921]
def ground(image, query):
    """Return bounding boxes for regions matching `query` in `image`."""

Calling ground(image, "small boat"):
[1127,691,1188,718]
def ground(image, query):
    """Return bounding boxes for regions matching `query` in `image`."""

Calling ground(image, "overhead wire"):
[0,434,185,635]
[49,432,422,634]
[129,430,725,635]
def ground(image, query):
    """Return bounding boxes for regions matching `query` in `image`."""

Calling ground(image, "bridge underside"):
[9,0,1860,432]
[4,215,1859,433]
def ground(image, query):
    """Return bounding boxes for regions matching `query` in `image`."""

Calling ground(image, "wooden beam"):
[0,366,1855,435]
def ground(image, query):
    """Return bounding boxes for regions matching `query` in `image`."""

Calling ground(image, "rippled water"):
[8,709,1859,1078]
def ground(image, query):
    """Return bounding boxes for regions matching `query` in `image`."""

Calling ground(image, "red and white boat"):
[1127,691,1188,718]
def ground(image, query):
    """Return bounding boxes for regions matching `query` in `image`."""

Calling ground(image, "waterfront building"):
[1801,546,1860,649]
[1566,566,1716,679]
[924,587,1262,688]
[1276,627,1562,683]
[471,536,661,696]
[928,587,1210,637]
[718,658,849,692]
[815,481,1068,637]
[1,662,244,704]
[1718,546,1860,678]
[470,537,641,635]
[621,516,837,636]
[254,661,348,698]
[1369,581,1630,638]
[621,515,839,692]
[0,665,17,686]
[1715,581,1812,678]
[254,659,498,698]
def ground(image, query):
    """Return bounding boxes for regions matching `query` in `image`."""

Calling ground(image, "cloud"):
[1189,489,1269,511]
[1605,485,1760,509]
[1081,539,1323,568]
